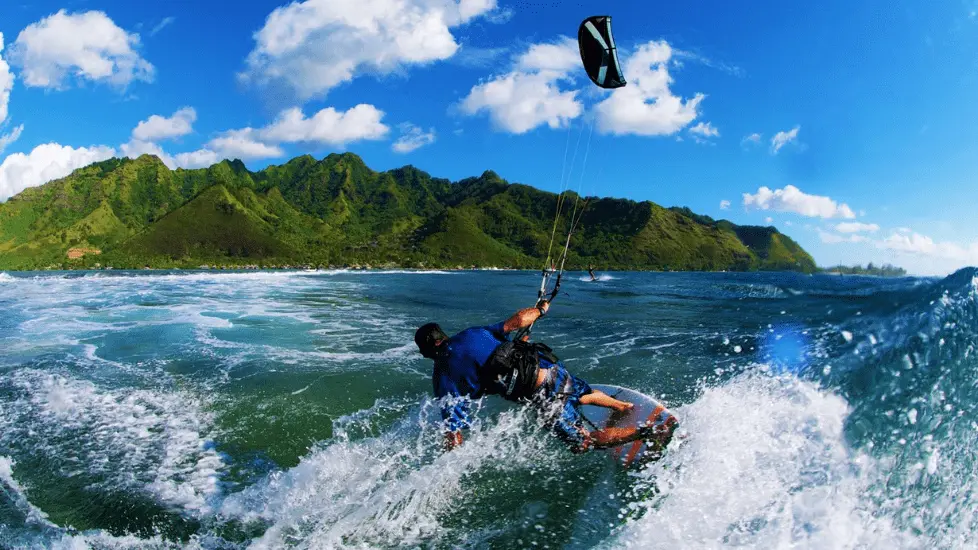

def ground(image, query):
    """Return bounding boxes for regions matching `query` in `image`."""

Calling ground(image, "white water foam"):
[610,370,916,549]
[0,371,225,516]
[0,455,54,528]
[320,269,455,276]
[219,397,556,549]
[579,274,616,282]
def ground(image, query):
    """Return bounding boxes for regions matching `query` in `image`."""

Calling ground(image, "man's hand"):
[443,431,463,451]
[537,300,550,315]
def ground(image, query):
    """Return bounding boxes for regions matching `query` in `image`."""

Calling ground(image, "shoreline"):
[0,266,897,276]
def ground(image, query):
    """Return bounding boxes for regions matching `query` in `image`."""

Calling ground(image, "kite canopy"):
[578,15,626,89]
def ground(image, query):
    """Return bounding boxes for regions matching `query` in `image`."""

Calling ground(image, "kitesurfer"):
[415,302,675,453]
[587,264,597,281]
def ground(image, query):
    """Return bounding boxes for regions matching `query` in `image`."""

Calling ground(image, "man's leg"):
[590,415,679,452]
[579,389,634,412]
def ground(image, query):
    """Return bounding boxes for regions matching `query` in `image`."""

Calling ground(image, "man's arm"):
[501,300,550,333]
[441,399,470,451]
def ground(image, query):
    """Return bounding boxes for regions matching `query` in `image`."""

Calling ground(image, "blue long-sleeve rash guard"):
[432,320,510,431]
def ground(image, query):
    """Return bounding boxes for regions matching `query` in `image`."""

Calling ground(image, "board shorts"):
[532,361,594,452]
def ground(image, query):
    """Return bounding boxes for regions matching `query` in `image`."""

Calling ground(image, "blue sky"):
[1,0,976,275]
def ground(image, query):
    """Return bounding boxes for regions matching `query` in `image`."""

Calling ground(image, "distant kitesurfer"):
[414,302,675,453]
[587,264,597,281]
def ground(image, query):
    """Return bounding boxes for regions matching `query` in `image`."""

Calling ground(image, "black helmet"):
[415,323,448,358]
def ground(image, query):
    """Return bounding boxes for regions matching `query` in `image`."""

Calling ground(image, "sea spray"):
[1,269,977,548]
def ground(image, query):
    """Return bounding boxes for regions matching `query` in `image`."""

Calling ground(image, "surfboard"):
[580,384,679,468]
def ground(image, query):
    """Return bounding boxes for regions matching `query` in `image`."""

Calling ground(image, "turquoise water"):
[0,268,976,548]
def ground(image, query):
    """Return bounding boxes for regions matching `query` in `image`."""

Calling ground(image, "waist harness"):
[484,340,560,401]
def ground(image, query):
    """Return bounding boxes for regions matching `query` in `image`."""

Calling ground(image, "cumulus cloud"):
[0,142,115,201]
[810,226,978,275]
[594,41,705,136]
[173,149,219,170]
[460,37,582,134]
[120,104,387,172]
[131,107,196,142]
[194,105,388,162]
[876,231,978,274]
[123,107,200,167]
[819,230,868,244]
[392,123,436,153]
[834,222,879,233]
[206,129,285,159]
[742,185,856,219]
[765,216,774,224]
[741,133,761,148]
[719,199,730,210]
[9,10,154,90]
[259,104,389,145]
[770,125,800,154]
[868,232,978,275]
[0,124,23,155]
[878,231,978,261]
[689,122,719,138]
[124,135,283,170]
[0,33,13,125]
[241,0,498,100]
[120,139,175,167]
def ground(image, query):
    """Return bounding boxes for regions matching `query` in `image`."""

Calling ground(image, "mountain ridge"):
[0,153,817,272]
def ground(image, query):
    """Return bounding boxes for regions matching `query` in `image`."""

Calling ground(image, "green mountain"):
[0,153,817,272]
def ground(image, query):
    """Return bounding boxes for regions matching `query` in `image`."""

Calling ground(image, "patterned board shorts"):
[532,361,594,452]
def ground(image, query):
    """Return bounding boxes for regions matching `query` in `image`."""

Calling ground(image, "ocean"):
[0,268,975,549]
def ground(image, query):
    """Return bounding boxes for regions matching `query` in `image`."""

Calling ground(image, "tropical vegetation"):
[0,153,818,272]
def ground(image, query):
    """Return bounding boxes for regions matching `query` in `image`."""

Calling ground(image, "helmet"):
[415,323,448,358]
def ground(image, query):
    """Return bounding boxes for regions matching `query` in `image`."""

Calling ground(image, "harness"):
[484,339,560,401]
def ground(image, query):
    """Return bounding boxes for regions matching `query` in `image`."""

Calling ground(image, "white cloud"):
[120,139,176,167]
[0,33,13,125]
[877,231,978,274]
[9,10,154,90]
[819,230,868,244]
[131,107,196,142]
[689,122,719,138]
[260,104,389,145]
[392,123,436,153]
[741,133,761,148]
[719,199,730,210]
[834,222,879,233]
[0,142,115,201]
[897,227,912,233]
[150,17,175,37]
[878,232,977,260]
[0,124,23,155]
[460,37,582,134]
[765,216,774,224]
[595,41,705,136]
[174,149,219,170]
[123,104,385,170]
[770,125,800,154]
[784,221,793,227]
[742,185,856,219]
[206,129,285,160]
[242,0,498,100]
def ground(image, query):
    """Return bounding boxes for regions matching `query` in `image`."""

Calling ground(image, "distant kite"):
[578,16,626,89]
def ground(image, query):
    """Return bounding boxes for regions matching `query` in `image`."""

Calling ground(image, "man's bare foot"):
[610,399,634,413]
